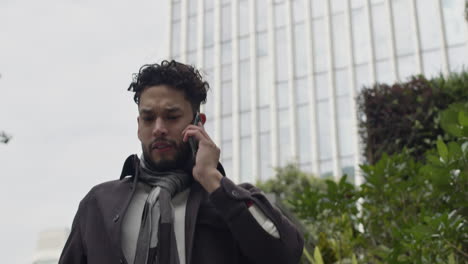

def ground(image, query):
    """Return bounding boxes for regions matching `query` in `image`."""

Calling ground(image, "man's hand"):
[182,122,223,193]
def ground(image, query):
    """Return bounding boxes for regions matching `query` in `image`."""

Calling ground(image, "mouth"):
[151,142,174,153]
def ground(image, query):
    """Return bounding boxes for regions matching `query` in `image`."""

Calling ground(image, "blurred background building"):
[168,0,468,184]
[32,228,69,264]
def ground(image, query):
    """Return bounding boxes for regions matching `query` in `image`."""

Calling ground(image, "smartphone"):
[188,113,201,161]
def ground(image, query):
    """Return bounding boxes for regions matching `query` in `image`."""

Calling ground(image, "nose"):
[152,118,168,137]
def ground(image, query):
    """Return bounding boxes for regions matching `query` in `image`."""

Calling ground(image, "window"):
[398,55,417,80]
[313,18,328,72]
[278,109,291,166]
[320,159,333,177]
[371,3,390,60]
[239,0,250,36]
[205,0,214,10]
[256,0,268,31]
[171,21,181,57]
[295,77,309,105]
[240,112,251,136]
[317,100,332,159]
[258,56,271,107]
[297,104,312,164]
[188,16,197,51]
[417,0,442,50]
[204,10,214,46]
[335,69,349,96]
[239,37,249,60]
[256,32,268,57]
[376,59,394,84]
[204,46,214,68]
[241,137,253,182]
[315,72,329,100]
[423,50,443,78]
[294,23,308,77]
[274,1,287,28]
[354,63,370,92]
[222,4,232,41]
[312,0,325,18]
[172,1,181,21]
[260,133,273,180]
[293,0,306,23]
[259,107,270,133]
[352,8,369,64]
[222,64,232,82]
[222,82,232,115]
[275,28,289,81]
[337,96,355,157]
[331,0,345,13]
[448,45,468,72]
[222,42,232,65]
[188,0,198,16]
[332,13,347,68]
[276,81,289,109]
[240,61,251,111]
[393,0,414,55]
[222,116,232,141]
[442,0,468,45]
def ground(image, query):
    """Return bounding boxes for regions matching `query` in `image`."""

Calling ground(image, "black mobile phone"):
[188,113,201,160]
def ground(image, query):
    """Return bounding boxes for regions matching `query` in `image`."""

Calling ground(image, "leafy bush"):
[260,102,468,263]
[358,71,468,164]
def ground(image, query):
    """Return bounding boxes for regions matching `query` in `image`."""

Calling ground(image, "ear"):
[137,116,142,141]
[199,113,207,125]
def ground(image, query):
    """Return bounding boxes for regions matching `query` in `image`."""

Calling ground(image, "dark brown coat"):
[59,155,304,264]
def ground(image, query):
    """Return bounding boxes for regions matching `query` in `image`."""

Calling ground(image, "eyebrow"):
[139,106,183,115]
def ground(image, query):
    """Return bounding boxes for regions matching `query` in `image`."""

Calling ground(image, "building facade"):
[32,228,69,264]
[168,0,468,184]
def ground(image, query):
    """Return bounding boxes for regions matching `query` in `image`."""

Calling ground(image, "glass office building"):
[168,0,468,184]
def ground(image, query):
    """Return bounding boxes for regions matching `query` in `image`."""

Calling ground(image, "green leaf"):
[313,246,325,264]
[448,252,456,264]
[351,254,358,264]
[437,139,449,162]
[303,247,314,263]
[458,111,468,126]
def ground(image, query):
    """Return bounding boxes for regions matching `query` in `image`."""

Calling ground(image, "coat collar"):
[117,154,227,264]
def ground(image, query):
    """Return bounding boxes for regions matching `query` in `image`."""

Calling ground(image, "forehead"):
[138,85,192,113]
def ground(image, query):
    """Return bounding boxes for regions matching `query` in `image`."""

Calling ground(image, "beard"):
[141,139,192,172]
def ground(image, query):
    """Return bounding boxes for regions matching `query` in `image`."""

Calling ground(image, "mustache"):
[150,138,178,149]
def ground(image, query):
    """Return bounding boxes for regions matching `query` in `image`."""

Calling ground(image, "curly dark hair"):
[127,60,209,113]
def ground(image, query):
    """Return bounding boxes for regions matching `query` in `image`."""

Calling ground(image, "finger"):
[182,129,206,143]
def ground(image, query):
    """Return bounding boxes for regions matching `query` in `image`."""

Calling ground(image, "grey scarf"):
[134,156,192,264]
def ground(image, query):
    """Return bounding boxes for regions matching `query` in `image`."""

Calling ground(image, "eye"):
[167,116,180,120]
[142,116,154,122]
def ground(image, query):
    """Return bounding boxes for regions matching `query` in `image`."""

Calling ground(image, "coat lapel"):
[185,182,206,264]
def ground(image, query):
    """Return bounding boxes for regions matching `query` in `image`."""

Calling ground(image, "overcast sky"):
[0,0,169,262]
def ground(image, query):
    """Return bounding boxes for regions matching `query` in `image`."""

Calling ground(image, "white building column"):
[385,0,399,81]
[304,0,320,176]
[267,0,279,170]
[285,0,298,164]
[364,0,377,84]
[180,0,188,62]
[410,0,423,74]
[325,0,342,180]
[197,0,206,113]
[213,0,222,146]
[345,0,363,186]
[436,0,449,76]
[232,0,241,182]
[168,1,173,58]
[249,0,261,181]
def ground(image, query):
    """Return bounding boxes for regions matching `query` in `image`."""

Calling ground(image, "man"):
[59,60,304,264]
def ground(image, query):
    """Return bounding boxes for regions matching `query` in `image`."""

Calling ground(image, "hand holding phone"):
[188,113,201,161]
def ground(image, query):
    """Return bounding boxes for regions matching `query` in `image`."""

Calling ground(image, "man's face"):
[137,85,194,171]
